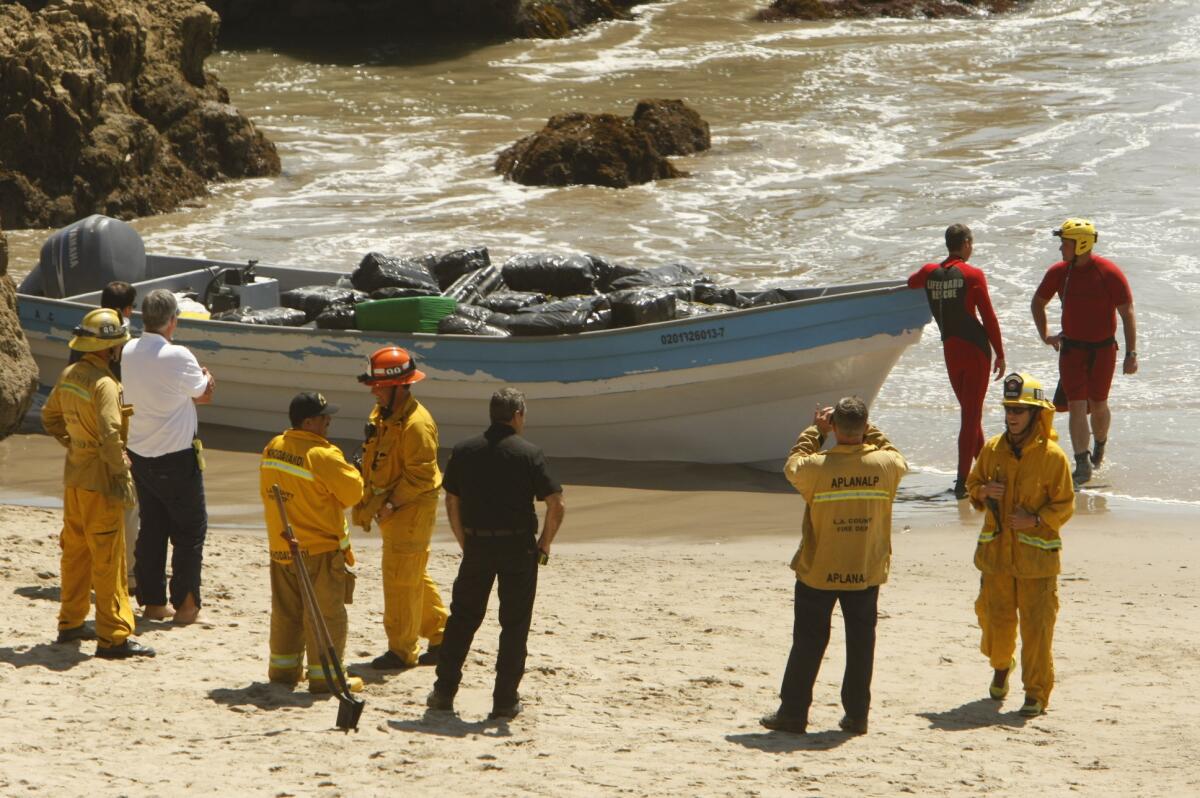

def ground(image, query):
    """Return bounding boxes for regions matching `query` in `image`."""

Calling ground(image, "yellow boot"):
[308,675,364,694]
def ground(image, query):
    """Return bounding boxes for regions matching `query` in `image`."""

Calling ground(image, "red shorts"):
[1059,342,1117,403]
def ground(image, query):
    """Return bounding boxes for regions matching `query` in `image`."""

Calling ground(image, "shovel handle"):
[270,484,301,559]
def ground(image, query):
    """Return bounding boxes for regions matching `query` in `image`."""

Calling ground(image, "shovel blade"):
[335,696,366,731]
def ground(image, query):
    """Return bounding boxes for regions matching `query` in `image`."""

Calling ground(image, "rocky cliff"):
[0,224,39,439]
[205,0,650,42]
[0,0,280,230]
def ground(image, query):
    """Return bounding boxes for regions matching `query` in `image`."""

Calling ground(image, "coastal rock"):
[0,267,40,439]
[756,0,1024,20]
[495,112,681,189]
[0,0,280,230]
[632,99,711,157]
[203,0,650,42]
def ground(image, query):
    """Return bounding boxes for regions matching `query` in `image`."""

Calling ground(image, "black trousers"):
[130,447,207,608]
[779,581,879,722]
[434,534,540,705]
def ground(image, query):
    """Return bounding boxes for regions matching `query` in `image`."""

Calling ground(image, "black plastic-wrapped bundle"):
[585,254,644,292]
[538,295,611,314]
[280,286,361,321]
[502,309,593,336]
[608,288,678,327]
[421,247,491,291]
[691,282,747,308]
[351,252,439,293]
[749,287,815,307]
[675,300,733,318]
[501,254,598,297]
[443,262,504,303]
[452,303,495,322]
[212,307,309,326]
[437,314,511,336]
[608,263,706,291]
[369,286,442,300]
[314,303,357,329]
[477,291,547,314]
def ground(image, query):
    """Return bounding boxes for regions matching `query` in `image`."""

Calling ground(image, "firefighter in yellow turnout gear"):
[42,308,153,658]
[967,373,1074,717]
[353,346,448,670]
[260,392,365,693]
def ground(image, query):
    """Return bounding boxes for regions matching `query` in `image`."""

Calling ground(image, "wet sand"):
[2,429,1199,795]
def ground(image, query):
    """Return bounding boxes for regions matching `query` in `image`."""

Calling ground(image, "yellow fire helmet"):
[1001,372,1055,410]
[1053,218,1097,256]
[69,307,131,352]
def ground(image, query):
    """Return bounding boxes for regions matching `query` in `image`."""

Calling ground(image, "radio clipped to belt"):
[193,437,206,471]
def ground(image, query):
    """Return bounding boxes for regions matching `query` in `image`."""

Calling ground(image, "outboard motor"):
[28,215,146,298]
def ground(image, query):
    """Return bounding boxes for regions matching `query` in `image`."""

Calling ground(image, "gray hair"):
[141,288,178,332]
[490,387,526,424]
[832,396,868,436]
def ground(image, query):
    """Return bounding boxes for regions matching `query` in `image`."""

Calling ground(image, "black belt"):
[1061,336,1116,352]
[464,527,528,538]
[128,446,195,463]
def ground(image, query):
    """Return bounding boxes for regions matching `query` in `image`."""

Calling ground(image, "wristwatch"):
[1126,351,1137,358]
[384,501,395,511]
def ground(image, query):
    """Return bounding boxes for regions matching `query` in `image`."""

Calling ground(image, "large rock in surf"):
[632,99,711,157]
[0,0,280,230]
[496,100,710,189]
[204,0,652,42]
[0,225,40,439]
[757,0,1025,20]
[496,112,680,189]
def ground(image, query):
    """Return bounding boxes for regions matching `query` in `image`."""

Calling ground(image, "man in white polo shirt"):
[122,289,215,625]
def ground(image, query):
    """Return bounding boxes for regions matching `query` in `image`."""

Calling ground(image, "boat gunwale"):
[17,266,917,345]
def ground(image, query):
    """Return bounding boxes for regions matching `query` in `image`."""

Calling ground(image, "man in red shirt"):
[909,224,1005,499]
[1031,218,1138,485]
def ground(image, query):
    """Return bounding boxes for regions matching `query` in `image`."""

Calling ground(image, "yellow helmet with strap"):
[1001,373,1054,410]
[1053,218,1097,256]
[69,308,131,352]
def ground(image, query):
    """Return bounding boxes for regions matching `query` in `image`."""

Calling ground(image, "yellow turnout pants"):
[59,487,136,648]
[268,550,350,685]
[975,573,1059,706]
[380,497,446,665]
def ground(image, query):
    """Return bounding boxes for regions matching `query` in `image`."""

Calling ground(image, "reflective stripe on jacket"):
[784,424,908,590]
[353,392,441,530]
[261,428,364,560]
[41,353,132,497]
[966,417,1074,578]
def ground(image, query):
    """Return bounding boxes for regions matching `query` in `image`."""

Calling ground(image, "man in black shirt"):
[427,388,565,720]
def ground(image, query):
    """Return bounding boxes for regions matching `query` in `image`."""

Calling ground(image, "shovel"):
[271,484,365,731]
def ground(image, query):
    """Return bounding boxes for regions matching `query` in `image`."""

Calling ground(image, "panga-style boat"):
[17,220,930,465]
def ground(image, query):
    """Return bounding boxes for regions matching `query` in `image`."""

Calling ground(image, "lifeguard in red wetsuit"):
[908,224,1005,499]
[1031,218,1138,485]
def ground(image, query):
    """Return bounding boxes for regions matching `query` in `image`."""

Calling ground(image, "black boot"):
[1072,452,1092,485]
[1090,440,1106,467]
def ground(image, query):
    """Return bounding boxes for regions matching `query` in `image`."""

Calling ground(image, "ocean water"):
[6,0,1198,502]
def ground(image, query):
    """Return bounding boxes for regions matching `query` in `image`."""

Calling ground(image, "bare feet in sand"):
[142,604,174,621]
[173,593,200,625]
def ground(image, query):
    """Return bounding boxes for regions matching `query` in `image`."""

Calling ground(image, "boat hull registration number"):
[660,326,726,346]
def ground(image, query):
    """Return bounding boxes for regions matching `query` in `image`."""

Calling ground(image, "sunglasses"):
[1004,406,1034,416]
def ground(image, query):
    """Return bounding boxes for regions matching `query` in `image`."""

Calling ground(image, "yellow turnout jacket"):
[41,352,134,501]
[260,429,364,562]
[966,408,1074,578]
[353,392,441,530]
[784,424,908,590]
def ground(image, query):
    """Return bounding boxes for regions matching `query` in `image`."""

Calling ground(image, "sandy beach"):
[1,432,1198,797]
